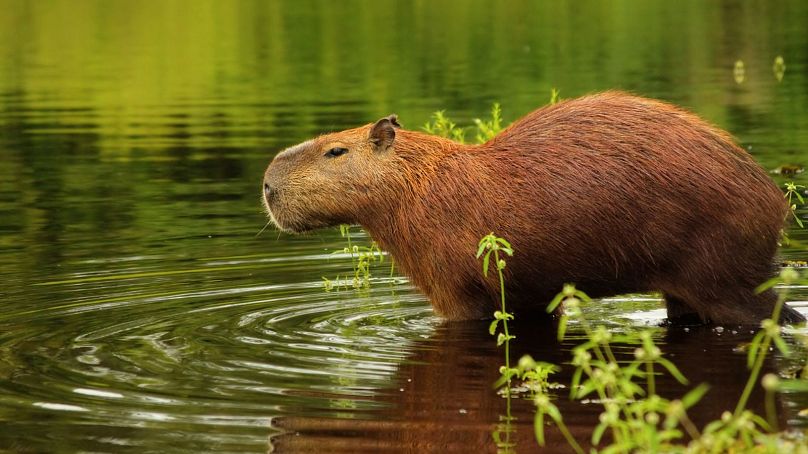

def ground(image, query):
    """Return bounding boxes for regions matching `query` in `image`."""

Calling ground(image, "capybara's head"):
[263,115,401,233]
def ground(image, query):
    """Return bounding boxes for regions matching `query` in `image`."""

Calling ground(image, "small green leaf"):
[488,319,499,336]
[491,427,502,444]
[795,190,805,204]
[534,411,545,445]
[622,361,643,380]
[574,290,593,302]
[547,293,565,312]
[495,236,509,247]
[658,428,683,441]
[779,378,808,392]
[475,240,488,258]
[681,383,710,409]
[702,420,723,434]
[545,403,562,422]
[570,367,583,398]
[557,316,568,341]
[482,252,490,277]
[773,335,791,356]
[497,332,506,346]
[755,276,781,294]
[577,379,598,398]
[657,357,688,385]
[493,374,508,390]
[592,421,608,445]
[747,331,764,368]
[749,412,772,432]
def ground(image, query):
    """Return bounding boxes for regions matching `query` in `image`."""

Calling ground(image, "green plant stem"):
[735,334,771,418]
[575,313,640,448]
[734,293,786,417]
[554,418,585,454]
[503,389,514,452]
[345,227,357,273]
[577,360,628,447]
[495,249,511,378]
[679,412,701,440]
[765,389,779,432]
[647,361,656,396]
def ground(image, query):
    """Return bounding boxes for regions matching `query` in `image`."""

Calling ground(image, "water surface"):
[1,1,807,452]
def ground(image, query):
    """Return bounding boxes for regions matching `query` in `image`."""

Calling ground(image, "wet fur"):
[263,92,805,325]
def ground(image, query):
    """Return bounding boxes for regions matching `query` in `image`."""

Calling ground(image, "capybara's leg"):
[664,294,704,325]
[693,288,805,325]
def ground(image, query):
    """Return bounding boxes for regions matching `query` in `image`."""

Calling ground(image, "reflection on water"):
[272,318,808,454]
[0,0,807,452]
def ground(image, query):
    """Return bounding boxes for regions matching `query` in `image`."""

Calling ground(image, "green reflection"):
[0,1,807,452]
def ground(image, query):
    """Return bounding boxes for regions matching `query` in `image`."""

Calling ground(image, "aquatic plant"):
[477,233,517,453]
[323,224,386,291]
[520,269,806,453]
[541,284,696,453]
[549,88,560,105]
[477,233,516,385]
[424,100,510,145]
[516,352,581,452]
[785,182,805,228]
[473,103,503,144]
[423,110,466,143]
[685,268,804,452]
[471,234,805,451]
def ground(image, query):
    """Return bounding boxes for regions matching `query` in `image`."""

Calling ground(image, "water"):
[1,1,807,452]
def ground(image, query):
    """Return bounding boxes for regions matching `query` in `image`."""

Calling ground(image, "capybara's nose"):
[263,183,276,203]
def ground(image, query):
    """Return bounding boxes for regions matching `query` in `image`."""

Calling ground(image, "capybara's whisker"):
[255,221,272,238]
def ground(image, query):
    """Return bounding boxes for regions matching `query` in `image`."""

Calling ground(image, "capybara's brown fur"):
[262,92,805,325]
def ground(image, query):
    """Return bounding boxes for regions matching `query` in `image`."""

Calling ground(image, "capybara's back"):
[262,92,806,325]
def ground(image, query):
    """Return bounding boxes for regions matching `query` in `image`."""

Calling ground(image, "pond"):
[0,1,807,452]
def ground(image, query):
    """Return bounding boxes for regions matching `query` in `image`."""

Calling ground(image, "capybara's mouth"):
[262,188,333,234]
[263,204,319,235]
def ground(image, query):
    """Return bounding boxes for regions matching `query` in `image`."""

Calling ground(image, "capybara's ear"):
[369,114,400,151]
[386,114,401,129]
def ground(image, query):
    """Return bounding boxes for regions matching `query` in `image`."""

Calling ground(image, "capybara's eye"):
[325,147,348,158]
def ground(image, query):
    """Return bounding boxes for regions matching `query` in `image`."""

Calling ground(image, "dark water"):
[1,1,807,452]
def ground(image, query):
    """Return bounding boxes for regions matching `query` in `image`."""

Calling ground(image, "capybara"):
[262,92,806,325]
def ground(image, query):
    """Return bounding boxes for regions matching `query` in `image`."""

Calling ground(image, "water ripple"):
[0,250,436,451]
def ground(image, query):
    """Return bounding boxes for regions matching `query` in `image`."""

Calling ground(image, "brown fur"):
[262,92,805,325]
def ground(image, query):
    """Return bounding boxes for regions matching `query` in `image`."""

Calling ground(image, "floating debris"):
[771,164,805,176]
[782,260,808,268]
